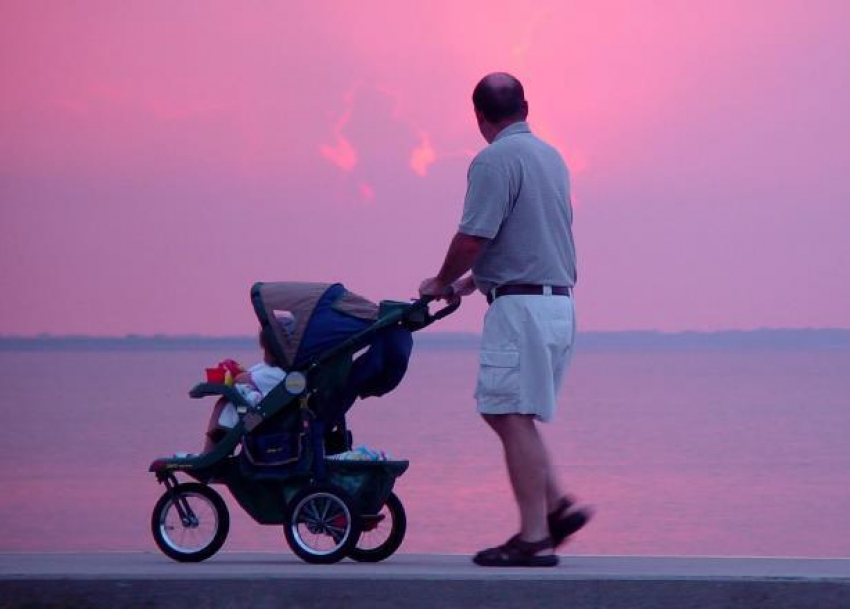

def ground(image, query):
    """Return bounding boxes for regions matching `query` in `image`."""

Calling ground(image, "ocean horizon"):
[3,328,850,352]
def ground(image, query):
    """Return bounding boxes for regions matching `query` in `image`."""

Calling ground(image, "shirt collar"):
[493,121,531,142]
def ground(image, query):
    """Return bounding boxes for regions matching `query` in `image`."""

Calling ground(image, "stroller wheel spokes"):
[284,484,361,564]
[151,482,229,563]
[349,491,407,563]
[301,497,345,539]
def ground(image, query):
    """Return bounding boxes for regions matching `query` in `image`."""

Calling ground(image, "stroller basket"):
[325,459,409,515]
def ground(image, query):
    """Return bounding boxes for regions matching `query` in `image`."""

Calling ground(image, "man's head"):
[472,72,528,143]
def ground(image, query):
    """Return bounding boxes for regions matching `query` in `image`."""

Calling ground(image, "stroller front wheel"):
[151,482,229,562]
[284,483,361,564]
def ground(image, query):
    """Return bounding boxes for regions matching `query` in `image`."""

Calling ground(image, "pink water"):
[1,347,849,556]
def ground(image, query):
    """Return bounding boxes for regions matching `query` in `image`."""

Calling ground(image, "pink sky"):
[2,1,849,335]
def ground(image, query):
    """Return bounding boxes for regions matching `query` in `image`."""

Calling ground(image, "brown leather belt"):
[487,284,573,305]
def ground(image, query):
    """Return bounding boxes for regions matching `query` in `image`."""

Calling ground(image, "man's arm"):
[420,232,488,297]
[452,274,477,297]
[436,232,488,286]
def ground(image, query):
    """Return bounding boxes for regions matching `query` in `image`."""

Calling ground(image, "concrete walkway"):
[2,553,849,608]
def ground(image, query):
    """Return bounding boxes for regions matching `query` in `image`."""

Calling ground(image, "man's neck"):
[487,119,526,143]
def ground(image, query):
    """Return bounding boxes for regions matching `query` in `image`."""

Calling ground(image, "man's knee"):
[482,413,499,426]
[482,412,536,435]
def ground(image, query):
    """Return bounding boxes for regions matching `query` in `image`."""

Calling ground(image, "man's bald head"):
[472,72,528,124]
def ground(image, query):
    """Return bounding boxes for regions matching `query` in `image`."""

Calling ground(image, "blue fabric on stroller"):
[295,284,413,423]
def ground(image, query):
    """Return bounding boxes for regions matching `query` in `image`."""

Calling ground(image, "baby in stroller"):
[203,332,286,452]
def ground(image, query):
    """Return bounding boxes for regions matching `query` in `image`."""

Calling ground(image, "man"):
[419,72,591,567]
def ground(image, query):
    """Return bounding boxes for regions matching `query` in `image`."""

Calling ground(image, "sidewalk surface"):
[2,553,849,608]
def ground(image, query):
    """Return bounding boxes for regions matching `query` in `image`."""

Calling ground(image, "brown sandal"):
[473,534,558,567]
[548,496,592,548]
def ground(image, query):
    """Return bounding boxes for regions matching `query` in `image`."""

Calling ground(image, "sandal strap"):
[506,534,554,554]
[548,495,575,519]
[473,534,559,567]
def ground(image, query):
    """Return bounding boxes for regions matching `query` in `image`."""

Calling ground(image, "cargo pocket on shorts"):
[477,350,520,404]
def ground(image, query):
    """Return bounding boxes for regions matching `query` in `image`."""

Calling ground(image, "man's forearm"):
[435,232,488,287]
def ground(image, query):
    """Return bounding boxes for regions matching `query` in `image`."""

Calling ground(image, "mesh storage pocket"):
[243,431,304,467]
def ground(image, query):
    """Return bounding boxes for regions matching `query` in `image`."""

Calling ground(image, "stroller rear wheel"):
[349,491,407,562]
[284,483,361,564]
[151,482,229,562]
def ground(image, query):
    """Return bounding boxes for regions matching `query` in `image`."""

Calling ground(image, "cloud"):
[319,107,358,172]
[410,130,437,177]
[323,84,449,182]
[358,182,376,204]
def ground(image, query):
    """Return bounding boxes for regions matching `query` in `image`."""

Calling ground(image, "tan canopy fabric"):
[250,282,378,369]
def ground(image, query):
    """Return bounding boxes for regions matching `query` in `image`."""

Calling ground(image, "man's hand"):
[419,277,451,299]
[420,274,476,305]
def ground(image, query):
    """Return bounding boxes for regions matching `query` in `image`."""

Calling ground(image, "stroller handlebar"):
[403,295,461,330]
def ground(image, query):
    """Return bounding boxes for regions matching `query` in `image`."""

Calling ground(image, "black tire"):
[284,483,361,564]
[349,492,407,562]
[151,483,229,562]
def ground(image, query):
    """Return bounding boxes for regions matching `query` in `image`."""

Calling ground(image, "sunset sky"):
[2,1,849,335]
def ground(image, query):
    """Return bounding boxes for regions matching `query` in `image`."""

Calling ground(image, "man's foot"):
[473,534,559,567]
[548,496,592,548]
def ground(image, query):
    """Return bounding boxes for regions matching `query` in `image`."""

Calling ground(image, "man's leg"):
[483,413,552,547]
[544,446,567,512]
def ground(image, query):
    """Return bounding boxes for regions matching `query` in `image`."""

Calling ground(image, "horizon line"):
[2,328,850,353]
[3,327,850,340]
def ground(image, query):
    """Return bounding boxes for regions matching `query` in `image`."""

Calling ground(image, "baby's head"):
[258,329,278,366]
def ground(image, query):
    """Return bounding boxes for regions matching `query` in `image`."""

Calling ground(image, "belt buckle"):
[542,285,552,296]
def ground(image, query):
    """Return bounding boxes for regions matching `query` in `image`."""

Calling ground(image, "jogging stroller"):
[148,282,458,564]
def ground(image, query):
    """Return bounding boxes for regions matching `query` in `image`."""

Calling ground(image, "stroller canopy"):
[251,282,379,370]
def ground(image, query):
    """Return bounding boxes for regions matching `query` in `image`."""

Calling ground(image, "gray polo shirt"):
[459,121,577,295]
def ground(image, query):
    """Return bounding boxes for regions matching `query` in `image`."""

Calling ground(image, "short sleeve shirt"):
[459,122,577,294]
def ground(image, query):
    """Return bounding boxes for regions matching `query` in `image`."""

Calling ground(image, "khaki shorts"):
[475,294,576,422]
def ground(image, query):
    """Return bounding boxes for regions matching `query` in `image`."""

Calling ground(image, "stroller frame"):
[149,288,457,564]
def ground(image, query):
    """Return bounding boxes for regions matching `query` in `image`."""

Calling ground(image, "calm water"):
[1,346,849,557]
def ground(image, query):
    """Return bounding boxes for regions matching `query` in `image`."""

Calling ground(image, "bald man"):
[420,72,591,567]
